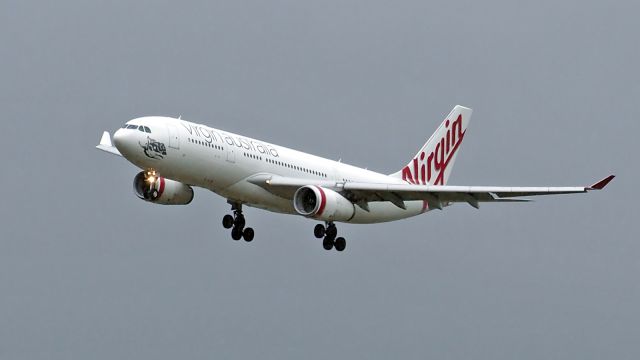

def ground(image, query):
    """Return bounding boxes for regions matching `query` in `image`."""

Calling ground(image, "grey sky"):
[1,0,638,359]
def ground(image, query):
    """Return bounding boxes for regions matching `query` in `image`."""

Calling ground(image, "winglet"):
[588,175,615,190]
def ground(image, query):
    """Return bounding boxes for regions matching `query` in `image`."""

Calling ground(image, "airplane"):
[97,105,614,252]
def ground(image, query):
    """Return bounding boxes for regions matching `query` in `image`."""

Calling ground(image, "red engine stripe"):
[158,177,166,197]
[316,186,327,216]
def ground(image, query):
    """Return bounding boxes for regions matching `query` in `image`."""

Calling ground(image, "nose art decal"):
[139,136,167,159]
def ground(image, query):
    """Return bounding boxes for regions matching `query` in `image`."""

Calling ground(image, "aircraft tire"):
[231,227,243,240]
[326,225,337,238]
[243,227,254,242]
[234,216,245,230]
[314,224,325,238]
[222,214,234,229]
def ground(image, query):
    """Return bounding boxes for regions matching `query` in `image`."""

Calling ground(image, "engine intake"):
[133,171,194,205]
[293,186,355,222]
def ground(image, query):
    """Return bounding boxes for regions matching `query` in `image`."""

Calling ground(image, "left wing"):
[248,174,615,210]
[96,131,122,156]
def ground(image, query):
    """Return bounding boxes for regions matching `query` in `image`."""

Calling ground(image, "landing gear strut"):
[222,203,254,242]
[315,222,346,252]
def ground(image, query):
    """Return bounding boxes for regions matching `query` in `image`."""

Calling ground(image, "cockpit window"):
[138,125,145,132]
[126,124,137,129]
[144,126,151,133]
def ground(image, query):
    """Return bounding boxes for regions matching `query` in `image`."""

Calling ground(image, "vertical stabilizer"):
[389,105,472,185]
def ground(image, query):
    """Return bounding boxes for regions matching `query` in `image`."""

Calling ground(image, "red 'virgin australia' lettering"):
[401,114,465,185]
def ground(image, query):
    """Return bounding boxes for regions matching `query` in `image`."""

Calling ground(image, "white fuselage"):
[113,116,429,223]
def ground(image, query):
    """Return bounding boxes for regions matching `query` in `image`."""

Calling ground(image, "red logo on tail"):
[401,114,465,185]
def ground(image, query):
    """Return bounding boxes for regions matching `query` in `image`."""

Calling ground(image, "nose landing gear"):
[315,222,346,252]
[222,203,254,242]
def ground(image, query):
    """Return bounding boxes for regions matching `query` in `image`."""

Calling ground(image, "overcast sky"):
[1,1,638,359]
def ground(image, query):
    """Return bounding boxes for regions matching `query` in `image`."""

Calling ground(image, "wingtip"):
[588,175,615,190]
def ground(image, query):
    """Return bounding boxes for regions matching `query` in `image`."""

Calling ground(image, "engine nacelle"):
[293,186,355,222]
[133,171,194,205]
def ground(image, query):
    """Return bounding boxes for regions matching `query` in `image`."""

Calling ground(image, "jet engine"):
[133,171,194,205]
[293,185,355,222]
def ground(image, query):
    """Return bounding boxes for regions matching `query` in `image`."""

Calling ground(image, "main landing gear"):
[314,222,346,252]
[222,203,254,242]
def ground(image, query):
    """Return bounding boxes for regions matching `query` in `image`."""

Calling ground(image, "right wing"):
[340,175,614,209]
[248,174,615,210]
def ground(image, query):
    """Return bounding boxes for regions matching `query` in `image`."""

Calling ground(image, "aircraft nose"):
[112,129,125,148]
[113,128,136,155]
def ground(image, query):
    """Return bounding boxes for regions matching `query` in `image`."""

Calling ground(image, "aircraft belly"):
[219,181,295,214]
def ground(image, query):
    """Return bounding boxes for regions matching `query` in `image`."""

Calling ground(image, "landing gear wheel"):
[231,227,243,240]
[326,225,337,239]
[222,214,234,229]
[322,237,334,250]
[314,224,325,238]
[234,216,245,230]
[242,227,254,242]
[334,237,346,252]
[225,202,256,243]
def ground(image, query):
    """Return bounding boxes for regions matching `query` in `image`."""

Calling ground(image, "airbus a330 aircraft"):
[97,105,613,252]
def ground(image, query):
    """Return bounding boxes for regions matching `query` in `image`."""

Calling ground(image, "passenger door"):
[226,147,235,163]
[167,124,180,149]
